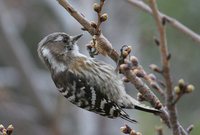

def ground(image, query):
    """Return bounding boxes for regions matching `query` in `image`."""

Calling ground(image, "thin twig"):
[96,0,105,33]
[186,124,194,134]
[143,70,165,97]
[148,0,187,135]
[127,0,200,44]
[172,93,184,105]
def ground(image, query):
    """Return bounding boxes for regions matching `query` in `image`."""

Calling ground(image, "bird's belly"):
[60,87,121,119]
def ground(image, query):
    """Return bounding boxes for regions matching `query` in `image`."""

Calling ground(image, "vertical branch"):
[148,0,187,135]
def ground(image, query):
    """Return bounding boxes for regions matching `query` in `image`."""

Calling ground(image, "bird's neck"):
[67,44,86,58]
[42,45,88,74]
[40,47,67,73]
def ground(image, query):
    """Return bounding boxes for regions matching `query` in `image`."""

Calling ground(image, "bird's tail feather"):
[125,95,161,114]
[120,110,137,123]
[134,104,160,113]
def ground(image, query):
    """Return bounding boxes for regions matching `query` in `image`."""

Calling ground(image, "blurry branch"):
[57,0,172,127]
[148,0,187,135]
[127,0,200,44]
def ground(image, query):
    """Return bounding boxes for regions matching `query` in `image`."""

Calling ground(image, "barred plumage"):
[37,32,160,123]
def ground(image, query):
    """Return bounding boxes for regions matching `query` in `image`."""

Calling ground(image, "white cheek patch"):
[41,47,51,57]
[41,47,67,73]
[54,35,63,42]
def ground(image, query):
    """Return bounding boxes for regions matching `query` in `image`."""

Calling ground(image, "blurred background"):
[0,0,200,135]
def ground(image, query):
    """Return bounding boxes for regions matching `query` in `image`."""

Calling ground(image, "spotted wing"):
[52,70,136,122]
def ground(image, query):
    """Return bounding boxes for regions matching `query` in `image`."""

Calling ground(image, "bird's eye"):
[63,37,69,43]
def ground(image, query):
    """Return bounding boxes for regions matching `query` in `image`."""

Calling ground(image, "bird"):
[37,32,160,123]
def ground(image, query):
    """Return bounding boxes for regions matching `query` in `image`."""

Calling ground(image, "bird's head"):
[37,32,83,71]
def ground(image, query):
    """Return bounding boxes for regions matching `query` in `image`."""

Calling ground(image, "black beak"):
[72,34,83,42]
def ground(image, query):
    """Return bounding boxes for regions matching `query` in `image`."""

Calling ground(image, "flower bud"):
[93,3,101,13]
[122,77,129,83]
[186,84,195,93]
[155,101,162,109]
[2,129,6,135]
[148,73,156,81]
[149,64,161,73]
[0,124,4,132]
[7,125,14,135]
[150,82,158,90]
[130,130,137,135]
[100,13,108,22]
[122,51,129,58]
[124,46,132,54]
[130,56,138,67]
[136,132,142,135]
[120,125,131,134]
[120,64,130,71]
[178,79,185,89]
[174,86,180,94]
[137,93,145,102]
[133,69,145,78]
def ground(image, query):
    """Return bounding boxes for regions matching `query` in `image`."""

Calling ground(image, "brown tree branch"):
[148,0,187,135]
[127,0,200,44]
[137,66,165,97]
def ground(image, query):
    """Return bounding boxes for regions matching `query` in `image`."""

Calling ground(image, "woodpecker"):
[37,32,160,123]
